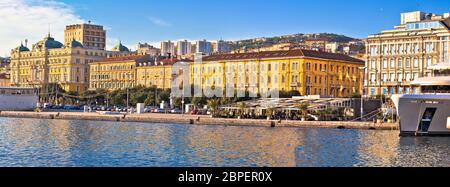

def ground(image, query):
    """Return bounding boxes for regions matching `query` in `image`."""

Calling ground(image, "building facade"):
[10,34,112,93]
[137,43,160,56]
[190,49,364,98]
[213,40,231,54]
[161,40,175,56]
[89,55,152,90]
[366,11,450,96]
[136,59,188,89]
[195,40,212,55]
[64,23,106,50]
[176,40,191,56]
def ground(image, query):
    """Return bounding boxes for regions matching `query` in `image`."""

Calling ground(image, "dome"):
[14,43,30,52]
[112,41,130,52]
[35,33,63,49]
[66,39,83,48]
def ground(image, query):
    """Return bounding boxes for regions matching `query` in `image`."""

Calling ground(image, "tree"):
[266,107,275,119]
[237,102,247,117]
[296,102,310,120]
[130,92,147,106]
[144,92,156,106]
[207,99,220,116]
[192,97,206,108]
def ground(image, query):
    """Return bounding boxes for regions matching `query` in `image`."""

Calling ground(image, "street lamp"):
[359,67,367,121]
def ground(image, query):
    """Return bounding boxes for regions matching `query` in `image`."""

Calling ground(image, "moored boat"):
[0,87,38,111]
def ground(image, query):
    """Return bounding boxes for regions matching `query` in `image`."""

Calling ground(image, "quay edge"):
[0,111,399,130]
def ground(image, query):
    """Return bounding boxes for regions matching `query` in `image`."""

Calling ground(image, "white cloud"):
[0,0,83,56]
[148,16,171,27]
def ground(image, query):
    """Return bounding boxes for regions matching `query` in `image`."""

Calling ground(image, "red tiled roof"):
[202,49,364,64]
[97,54,150,63]
[136,58,193,67]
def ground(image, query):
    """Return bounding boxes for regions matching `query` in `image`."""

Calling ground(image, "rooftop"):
[202,49,364,64]
[95,54,151,63]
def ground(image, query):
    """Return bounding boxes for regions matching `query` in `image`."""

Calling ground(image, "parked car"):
[63,105,78,110]
[153,108,164,113]
[43,103,53,109]
[171,108,182,114]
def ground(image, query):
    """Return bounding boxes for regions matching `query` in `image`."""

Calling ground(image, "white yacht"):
[392,63,450,136]
[0,87,38,111]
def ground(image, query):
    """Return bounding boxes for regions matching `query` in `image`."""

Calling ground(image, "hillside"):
[230,33,359,51]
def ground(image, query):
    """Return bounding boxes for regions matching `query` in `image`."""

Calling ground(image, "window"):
[390,73,395,82]
[425,43,433,53]
[414,44,419,53]
[382,59,387,69]
[370,73,376,83]
[371,60,376,69]
[398,59,403,68]
[406,59,411,68]
[413,72,419,80]
[390,59,395,68]
[405,72,411,81]
[382,73,387,82]
[427,58,432,67]
[413,58,419,68]
[397,73,403,82]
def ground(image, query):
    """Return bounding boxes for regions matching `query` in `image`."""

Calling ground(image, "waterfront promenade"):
[0,111,398,130]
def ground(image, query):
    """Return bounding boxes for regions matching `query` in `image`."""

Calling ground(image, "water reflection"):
[0,118,449,167]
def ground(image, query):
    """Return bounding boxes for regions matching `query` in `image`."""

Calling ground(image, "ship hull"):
[0,95,38,111]
[392,94,450,136]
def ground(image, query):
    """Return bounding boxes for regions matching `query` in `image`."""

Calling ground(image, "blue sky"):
[0,0,449,55]
[60,0,449,43]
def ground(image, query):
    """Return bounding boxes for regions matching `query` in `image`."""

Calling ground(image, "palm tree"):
[207,99,219,117]
[266,107,275,120]
[296,102,309,121]
[237,102,246,118]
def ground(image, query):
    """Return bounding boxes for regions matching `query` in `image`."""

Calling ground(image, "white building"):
[176,40,191,56]
[365,11,450,97]
[195,40,212,55]
[213,40,231,54]
[160,40,175,56]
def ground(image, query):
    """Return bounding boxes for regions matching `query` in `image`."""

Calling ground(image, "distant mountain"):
[230,33,359,51]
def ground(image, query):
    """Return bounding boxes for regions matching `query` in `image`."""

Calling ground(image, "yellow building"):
[89,55,151,90]
[10,34,112,93]
[136,59,188,89]
[191,49,364,98]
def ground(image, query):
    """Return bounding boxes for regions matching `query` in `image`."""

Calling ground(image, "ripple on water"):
[0,118,449,167]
